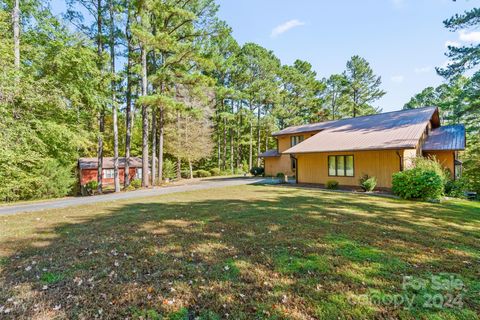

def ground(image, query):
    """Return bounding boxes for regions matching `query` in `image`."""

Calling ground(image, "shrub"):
[210,168,221,176]
[32,159,74,199]
[163,159,176,180]
[181,169,191,179]
[195,170,211,178]
[220,170,232,176]
[276,172,286,179]
[392,167,444,200]
[359,174,377,192]
[326,180,339,190]
[250,167,264,176]
[85,180,98,195]
[413,157,448,184]
[241,161,249,174]
[130,179,141,189]
[444,178,467,198]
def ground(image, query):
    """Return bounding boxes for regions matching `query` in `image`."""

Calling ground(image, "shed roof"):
[283,106,439,154]
[258,150,281,158]
[78,157,143,169]
[422,125,466,151]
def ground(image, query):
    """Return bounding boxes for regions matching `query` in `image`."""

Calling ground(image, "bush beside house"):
[326,180,339,190]
[359,175,377,192]
[392,157,447,201]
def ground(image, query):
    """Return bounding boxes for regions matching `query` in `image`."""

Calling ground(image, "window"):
[136,168,142,180]
[103,169,114,179]
[290,135,304,147]
[328,155,354,177]
[291,158,296,170]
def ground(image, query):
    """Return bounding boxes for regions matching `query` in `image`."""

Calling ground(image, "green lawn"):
[0,185,479,319]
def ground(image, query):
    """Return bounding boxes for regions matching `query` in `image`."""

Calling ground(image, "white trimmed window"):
[103,169,114,179]
[135,168,142,179]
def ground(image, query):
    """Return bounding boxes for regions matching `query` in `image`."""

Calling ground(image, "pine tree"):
[342,56,385,117]
[438,8,480,78]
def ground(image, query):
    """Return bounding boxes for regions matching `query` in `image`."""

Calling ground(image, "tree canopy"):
[1,0,389,201]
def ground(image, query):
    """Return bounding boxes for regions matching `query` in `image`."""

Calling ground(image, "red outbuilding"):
[78,157,144,188]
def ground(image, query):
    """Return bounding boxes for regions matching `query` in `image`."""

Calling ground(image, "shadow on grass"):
[0,185,479,319]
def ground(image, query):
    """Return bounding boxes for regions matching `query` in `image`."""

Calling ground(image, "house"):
[259,107,466,189]
[78,157,144,187]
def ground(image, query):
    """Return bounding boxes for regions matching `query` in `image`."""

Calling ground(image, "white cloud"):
[391,75,405,83]
[459,30,480,43]
[444,40,460,48]
[271,19,305,38]
[414,66,432,74]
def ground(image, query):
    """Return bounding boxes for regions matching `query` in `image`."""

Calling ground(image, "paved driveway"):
[0,177,271,216]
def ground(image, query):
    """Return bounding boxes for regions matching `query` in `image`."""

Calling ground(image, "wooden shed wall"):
[79,168,138,186]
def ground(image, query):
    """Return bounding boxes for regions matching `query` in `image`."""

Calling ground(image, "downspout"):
[290,154,298,184]
[396,151,404,172]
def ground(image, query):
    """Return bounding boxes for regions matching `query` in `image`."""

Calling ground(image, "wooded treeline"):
[404,7,480,195]
[0,1,478,201]
[0,0,387,201]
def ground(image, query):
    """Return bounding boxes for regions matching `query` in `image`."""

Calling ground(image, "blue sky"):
[50,0,479,112]
[216,0,478,112]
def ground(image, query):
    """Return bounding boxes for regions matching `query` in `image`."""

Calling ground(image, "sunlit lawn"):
[0,184,479,319]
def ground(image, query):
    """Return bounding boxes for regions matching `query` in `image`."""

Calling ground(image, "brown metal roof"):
[283,107,438,154]
[273,106,439,137]
[422,125,466,151]
[78,157,143,169]
[258,150,281,158]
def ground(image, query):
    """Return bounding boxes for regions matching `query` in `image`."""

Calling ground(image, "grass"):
[0,184,479,319]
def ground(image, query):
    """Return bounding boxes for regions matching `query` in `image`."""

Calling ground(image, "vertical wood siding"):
[297,150,403,188]
[424,151,455,178]
[264,156,294,176]
[265,132,319,177]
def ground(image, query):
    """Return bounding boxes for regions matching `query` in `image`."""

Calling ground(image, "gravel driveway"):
[0,177,270,216]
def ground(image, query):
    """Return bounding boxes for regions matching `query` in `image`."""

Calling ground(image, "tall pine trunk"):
[109,0,120,192]
[223,115,227,170]
[256,104,261,167]
[124,3,133,188]
[236,107,242,170]
[230,127,234,174]
[96,0,104,194]
[217,124,221,169]
[176,110,181,179]
[141,44,149,187]
[151,109,157,186]
[248,99,253,170]
[157,107,164,183]
[12,0,20,69]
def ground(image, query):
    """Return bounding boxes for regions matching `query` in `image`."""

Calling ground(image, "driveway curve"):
[0,177,271,216]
